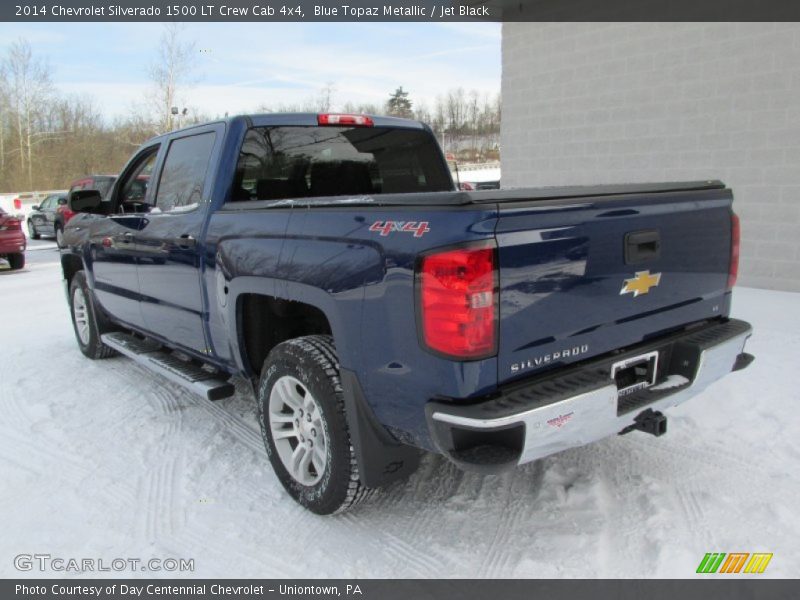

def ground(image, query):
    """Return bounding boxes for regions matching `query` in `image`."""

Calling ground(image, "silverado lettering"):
[511,345,590,373]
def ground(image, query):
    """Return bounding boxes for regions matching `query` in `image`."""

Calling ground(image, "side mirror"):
[58,197,68,205]
[31,205,39,211]
[70,189,103,213]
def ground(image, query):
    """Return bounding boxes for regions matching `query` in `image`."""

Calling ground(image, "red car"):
[0,207,25,270]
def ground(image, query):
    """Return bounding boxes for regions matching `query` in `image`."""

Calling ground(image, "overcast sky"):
[0,22,501,120]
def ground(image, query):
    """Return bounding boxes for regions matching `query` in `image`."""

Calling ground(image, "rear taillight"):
[728,212,740,289]
[0,218,21,230]
[317,113,374,127]
[417,244,497,360]
[58,206,76,222]
[13,198,21,210]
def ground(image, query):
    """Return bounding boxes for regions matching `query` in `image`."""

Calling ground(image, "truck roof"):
[148,113,427,144]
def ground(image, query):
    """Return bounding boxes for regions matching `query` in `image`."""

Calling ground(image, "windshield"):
[231,126,453,202]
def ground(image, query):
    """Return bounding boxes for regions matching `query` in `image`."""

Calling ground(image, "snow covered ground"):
[1,251,798,578]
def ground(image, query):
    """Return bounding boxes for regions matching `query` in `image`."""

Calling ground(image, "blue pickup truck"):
[61,113,754,514]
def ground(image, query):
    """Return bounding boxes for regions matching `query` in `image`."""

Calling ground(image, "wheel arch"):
[60,252,85,289]
[228,276,358,380]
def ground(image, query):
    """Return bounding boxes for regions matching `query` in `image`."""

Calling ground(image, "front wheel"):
[55,225,65,248]
[257,335,373,514]
[69,271,117,359]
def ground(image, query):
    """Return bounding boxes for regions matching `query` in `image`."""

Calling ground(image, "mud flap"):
[340,368,422,489]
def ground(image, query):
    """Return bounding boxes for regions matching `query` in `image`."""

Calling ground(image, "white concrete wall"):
[502,23,800,291]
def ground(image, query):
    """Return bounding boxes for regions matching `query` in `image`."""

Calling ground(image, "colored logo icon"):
[696,552,773,574]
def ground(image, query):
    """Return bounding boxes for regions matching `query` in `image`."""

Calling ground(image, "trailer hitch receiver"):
[620,409,668,437]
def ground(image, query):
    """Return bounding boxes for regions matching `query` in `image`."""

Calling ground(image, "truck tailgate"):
[494,187,734,385]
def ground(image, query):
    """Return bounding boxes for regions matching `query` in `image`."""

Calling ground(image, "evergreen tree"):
[386,86,413,118]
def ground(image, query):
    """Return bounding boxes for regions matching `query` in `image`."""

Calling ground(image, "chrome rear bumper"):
[427,319,753,472]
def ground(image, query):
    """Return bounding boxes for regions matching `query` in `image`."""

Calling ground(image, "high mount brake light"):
[728,212,740,289]
[417,244,498,360]
[317,114,374,127]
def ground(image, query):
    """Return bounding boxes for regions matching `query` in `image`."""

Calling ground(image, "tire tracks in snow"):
[1,427,92,484]
[195,397,263,456]
[114,365,191,548]
[477,462,544,578]
[376,456,462,575]
[141,454,185,542]
[0,352,38,432]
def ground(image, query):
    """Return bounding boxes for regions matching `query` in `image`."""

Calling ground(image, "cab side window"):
[155,132,216,213]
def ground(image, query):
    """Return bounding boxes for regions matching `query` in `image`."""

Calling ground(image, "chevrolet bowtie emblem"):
[620,270,662,297]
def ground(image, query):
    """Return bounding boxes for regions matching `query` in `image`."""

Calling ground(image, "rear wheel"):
[69,271,117,359]
[27,220,40,240]
[7,253,25,270]
[257,335,373,514]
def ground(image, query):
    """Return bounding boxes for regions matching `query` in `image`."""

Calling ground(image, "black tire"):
[7,253,25,270]
[55,224,65,248]
[68,271,118,359]
[27,220,40,240]
[257,335,373,515]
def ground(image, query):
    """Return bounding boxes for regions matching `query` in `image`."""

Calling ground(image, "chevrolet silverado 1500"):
[60,113,754,514]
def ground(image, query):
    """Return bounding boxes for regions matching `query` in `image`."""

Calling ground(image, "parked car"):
[0,207,26,270]
[459,180,501,191]
[27,193,67,240]
[60,113,753,514]
[54,175,116,247]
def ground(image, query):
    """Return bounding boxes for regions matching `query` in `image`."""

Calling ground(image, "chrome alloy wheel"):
[72,286,91,345]
[268,375,328,486]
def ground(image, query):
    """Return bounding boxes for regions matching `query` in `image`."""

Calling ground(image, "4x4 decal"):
[369,220,430,238]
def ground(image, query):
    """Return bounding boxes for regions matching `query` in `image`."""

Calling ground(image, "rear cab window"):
[231,126,453,202]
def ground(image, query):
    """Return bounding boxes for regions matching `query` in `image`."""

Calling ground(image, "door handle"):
[176,234,196,249]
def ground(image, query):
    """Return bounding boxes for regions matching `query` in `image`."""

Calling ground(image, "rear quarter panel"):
[206,204,498,449]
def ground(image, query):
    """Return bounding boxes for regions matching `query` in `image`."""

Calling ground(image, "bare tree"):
[468,90,480,157]
[341,100,382,115]
[149,23,197,133]
[3,40,52,188]
[316,82,336,112]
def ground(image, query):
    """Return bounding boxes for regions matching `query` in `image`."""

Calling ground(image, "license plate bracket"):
[611,351,659,397]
